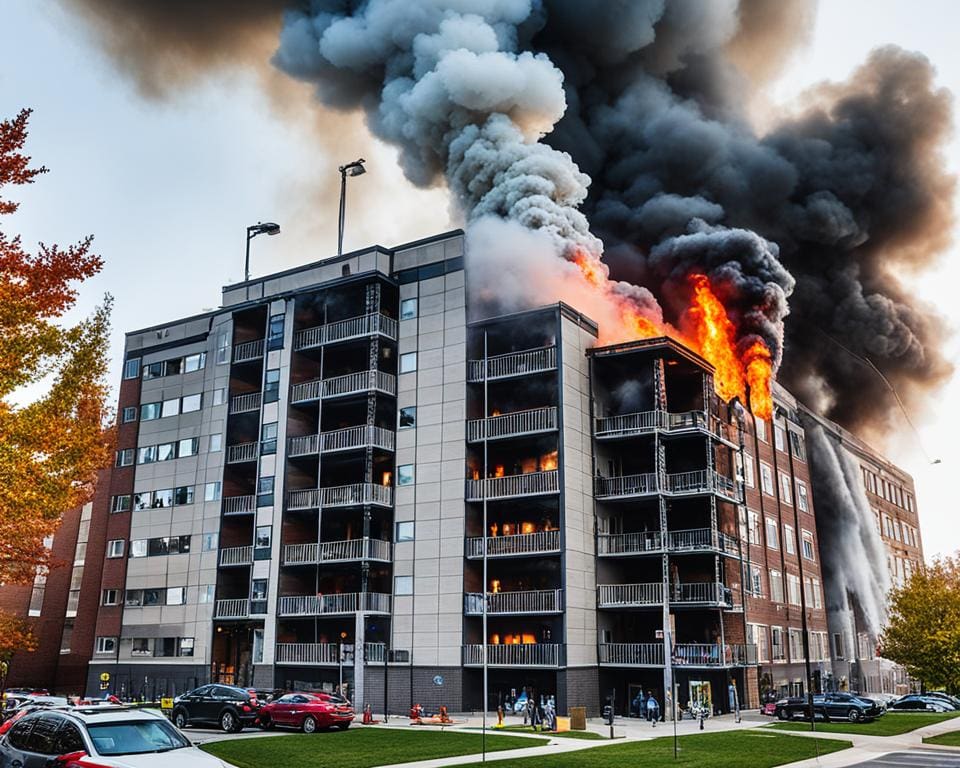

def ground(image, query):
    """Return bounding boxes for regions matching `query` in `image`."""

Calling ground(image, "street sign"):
[433,675,444,686]
[99,672,111,683]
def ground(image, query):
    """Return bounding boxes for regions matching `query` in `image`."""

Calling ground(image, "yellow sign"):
[99,672,111,683]
[161,698,174,710]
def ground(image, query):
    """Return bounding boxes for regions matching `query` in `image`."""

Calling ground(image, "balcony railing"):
[275,643,339,665]
[291,370,396,404]
[277,592,391,617]
[226,442,258,464]
[465,530,561,559]
[467,407,558,442]
[672,643,757,667]
[214,598,249,619]
[222,495,255,515]
[229,392,261,415]
[287,426,396,457]
[595,410,665,438]
[294,313,398,351]
[665,470,740,501]
[599,643,664,666]
[668,528,741,555]
[465,470,559,501]
[364,642,386,664]
[598,531,663,556]
[233,338,265,363]
[219,546,253,567]
[283,539,392,565]
[464,589,563,615]
[597,529,742,557]
[594,473,658,499]
[598,582,663,607]
[462,644,563,667]
[286,483,393,511]
[467,346,557,382]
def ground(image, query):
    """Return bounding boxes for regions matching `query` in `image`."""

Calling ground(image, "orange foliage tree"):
[0,109,113,660]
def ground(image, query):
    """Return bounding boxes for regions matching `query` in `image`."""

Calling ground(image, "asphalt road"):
[850,750,960,767]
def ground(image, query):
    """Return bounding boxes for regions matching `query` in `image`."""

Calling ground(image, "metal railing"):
[465,530,561,559]
[594,473,658,498]
[665,469,740,501]
[222,495,255,515]
[598,583,663,607]
[672,643,757,666]
[467,346,557,382]
[462,644,563,667]
[288,434,320,457]
[229,392,261,414]
[275,643,339,665]
[595,410,665,438]
[364,642,386,664]
[284,538,393,564]
[294,313,399,350]
[670,582,733,606]
[277,592,392,617]
[467,407,558,442]
[322,425,395,453]
[219,546,253,567]
[599,643,665,666]
[465,470,559,501]
[233,338,265,363]
[226,442,258,464]
[464,589,563,615]
[291,370,397,404]
[598,531,663,555]
[286,483,393,510]
[214,599,249,619]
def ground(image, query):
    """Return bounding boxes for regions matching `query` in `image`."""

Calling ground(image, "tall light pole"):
[338,158,366,258]
[245,222,280,299]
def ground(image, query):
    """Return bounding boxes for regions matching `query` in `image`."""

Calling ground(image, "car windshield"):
[87,720,190,756]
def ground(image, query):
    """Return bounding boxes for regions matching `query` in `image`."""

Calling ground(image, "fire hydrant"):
[362,703,373,725]
[410,703,423,724]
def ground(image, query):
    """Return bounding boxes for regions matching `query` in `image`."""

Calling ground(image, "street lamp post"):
[338,159,366,258]
[245,222,280,299]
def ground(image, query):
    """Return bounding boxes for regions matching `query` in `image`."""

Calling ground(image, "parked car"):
[0,703,76,736]
[889,695,957,712]
[0,706,227,767]
[257,692,354,733]
[171,683,261,732]
[775,693,884,722]
[922,692,960,709]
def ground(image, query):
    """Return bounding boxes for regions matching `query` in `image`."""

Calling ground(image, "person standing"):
[646,691,659,727]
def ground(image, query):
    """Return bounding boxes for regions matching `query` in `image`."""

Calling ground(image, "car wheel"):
[302,715,317,734]
[173,709,189,729]
[259,715,274,731]
[220,710,240,733]
[848,708,862,723]
[777,708,788,721]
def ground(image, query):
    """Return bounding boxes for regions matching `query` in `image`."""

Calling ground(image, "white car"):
[0,705,231,767]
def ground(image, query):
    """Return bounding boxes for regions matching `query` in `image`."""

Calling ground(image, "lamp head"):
[340,158,366,177]
[248,222,280,237]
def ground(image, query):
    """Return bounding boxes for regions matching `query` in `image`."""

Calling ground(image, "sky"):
[1,1,957,557]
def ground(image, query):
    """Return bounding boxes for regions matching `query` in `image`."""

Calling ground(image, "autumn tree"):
[880,556,960,693]
[0,109,113,662]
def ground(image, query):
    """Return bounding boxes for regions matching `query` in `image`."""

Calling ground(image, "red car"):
[257,692,354,733]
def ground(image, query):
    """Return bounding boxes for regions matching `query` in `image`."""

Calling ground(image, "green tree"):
[880,556,960,692]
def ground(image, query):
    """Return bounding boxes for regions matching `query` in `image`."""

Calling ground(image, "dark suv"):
[171,684,261,732]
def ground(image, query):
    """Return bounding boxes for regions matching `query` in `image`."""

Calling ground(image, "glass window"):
[760,463,774,495]
[765,517,778,549]
[148,538,169,557]
[107,539,125,558]
[779,472,792,503]
[213,387,226,406]
[264,369,280,403]
[400,298,418,319]
[125,590,143,607]
[251,579,268,601]
[267,314,285,351]
[95,636,117,654]
[209,434,222,452]
[774,424,786,452]
[137,446,157,465]
[769,571,784,603]
[116,448,134,467]
[102,589,120,606]
[204,482,221,501]
[747,511,761,545]
[397,464,414,486]
[165,357,182,376]
[199,585,215,604]
[202,532,218,551]
[255,526,271,549]
[121,406,137,423]
[140,402,161,421]
[179,637,195,657]
[177,438,198,457]
[175,535,191,554]
[143,588,162,606]
[399,352,417,373]
[181,393,202,412]
[161,398,179,418]
[133,491,151,510]
[802,531,815,561]
[129,539,147,558]
[755,417,767,442]
[261,422,278,455]
[395,575,413,595]
[153,489,173,508]
[784,525,795,555]
[55,724,85,757]
[175,486,195,505]
[124,358,141,379]
[797,481,809,512]
[216,330,230,364]
[111,495,131,513]
[132,638,152,656]
[257,476,275,506]
[166,587,186,605]
[142,361,165,380]
[789,431,806,461]
[396,521,414,542]
[184,352,206,372]
[399,406,416,429]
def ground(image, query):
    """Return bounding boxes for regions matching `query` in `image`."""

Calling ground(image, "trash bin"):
[569,706,587,730]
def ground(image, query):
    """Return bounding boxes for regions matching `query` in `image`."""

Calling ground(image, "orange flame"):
[743,340,774,419]
[686,274,744,404]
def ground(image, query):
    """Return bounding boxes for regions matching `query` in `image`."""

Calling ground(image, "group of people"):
[522,694,557,731]
[630,690,661,725]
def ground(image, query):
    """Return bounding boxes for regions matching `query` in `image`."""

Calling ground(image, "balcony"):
[665,470,741,503]
[229,392,261,415]
[465,470,559,501]
[222,495,255,515]
[465,530,561,559]
[467,346,557,382]
[219,546,254,567]
[467,407,558,443]
[595,411,665,439]
[286,483,393,511]
[597,531,663,556]
[275,643,339,665]
[283,539,392,565]
[288,426,396,458]
[464,589,563,616]
[233,338,265,364]
[668,528,740,556]
[594,473,658,500]
[597,582,733,608]
[462,644,564,668]
[226,442,258,464]
[214,598,249,619]
[672,643,757,667]
[594,409,739,447]
[294,313,399,351]
[290,370,396,404]
[597,529,741,557]
[277,592,391,617]
[598,643,664,666]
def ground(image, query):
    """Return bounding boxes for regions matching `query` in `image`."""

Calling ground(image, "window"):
[184,352,206,372]
[124,358,141,379]
[812,579,822,609]
[153,488,173,507]
[396,521,415,542]
[747,511,761,545]
[399,352,417,373]
[107,539,125,558]
[264,368,280,403]
[796,480,809,511]
[116,448,134,467]
[129,539,147,558]
[111,495,131,513]
[784,524,795,555]
[255,526,272,549]
[213,387,226,406]
[141,402,161,420]
[209,434,222,453]
[742,454,755,488]
[142,361,164,379]
[125,590,143,607]
[257,476,275,506]
[769,570,784,603]
[251,579,268,613]
[765,517,778,549]
[802,530,815,561]
[199,585,215,604]
[182,393,202,412]
[102,589,120,606]
[178,438,199,457]
[397,464,415,486]
[750,565,763,596]
[760,463,774,496]
[770,627,784,660]
[788,628,803,661]
[779,472,792,503]
[59,622,74,654]
[137,445,157,464]
[95,636,117,655]
[400,298,418,319]
[755,417,767,442]
[261,422,278,455]
[833,633,845,660]
[202,532,218,551]
[122,406,137,423]
[216,330,230,364]
[774,424,786,452]
[787,573,802,606]
[161,398,179,418]
[154,637,177,658]
[132,638,152,656]
[179,637,195,657]
[399,406,417,429]
[134,491,151,510]
[789,431,806,461]
[166,587,186,605]
[395,575,413,595]
[204,482,221,501]
[267,314,285,351]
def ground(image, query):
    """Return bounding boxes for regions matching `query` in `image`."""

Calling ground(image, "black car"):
[889,695,957,712]
[775,693,884,722]
[171,684,261,732]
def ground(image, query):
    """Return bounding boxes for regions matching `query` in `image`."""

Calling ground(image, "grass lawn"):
[768,711,960,737]
[923,731,960,747]
[456,731,851,767]
[201,727,548,768]
[466,725,606,741]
